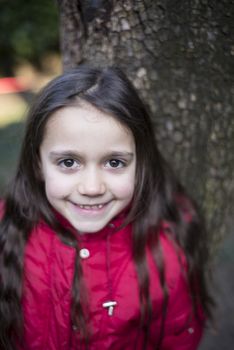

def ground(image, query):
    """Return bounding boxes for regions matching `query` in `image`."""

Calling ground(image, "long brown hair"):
[0,66,213,349]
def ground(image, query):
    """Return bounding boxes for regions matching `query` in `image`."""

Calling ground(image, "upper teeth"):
[79,204,104,209]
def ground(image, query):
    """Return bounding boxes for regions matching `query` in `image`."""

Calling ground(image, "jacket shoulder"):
[158,226,187,284]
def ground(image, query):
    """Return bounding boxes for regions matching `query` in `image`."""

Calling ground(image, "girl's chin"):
[64,200,114,233]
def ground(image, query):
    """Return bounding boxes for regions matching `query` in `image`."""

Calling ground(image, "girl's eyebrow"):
[49,151,80,159]
[105,152,134,159]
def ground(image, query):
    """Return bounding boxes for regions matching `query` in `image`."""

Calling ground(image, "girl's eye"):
[106,159,125,168]
[59,159,79,169]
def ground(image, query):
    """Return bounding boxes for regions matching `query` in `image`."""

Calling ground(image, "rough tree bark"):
[57,0,234,253]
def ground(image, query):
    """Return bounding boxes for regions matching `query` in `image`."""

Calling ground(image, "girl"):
[0,66,213,350]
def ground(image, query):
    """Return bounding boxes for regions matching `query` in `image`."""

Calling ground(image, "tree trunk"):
[57,0,234,252]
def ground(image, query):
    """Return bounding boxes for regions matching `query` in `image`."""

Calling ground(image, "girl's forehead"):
[41,103,135,153]
[46,103,132,136]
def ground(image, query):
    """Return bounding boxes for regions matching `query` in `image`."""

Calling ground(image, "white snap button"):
[188,327,194,334]
[79,248,90,259]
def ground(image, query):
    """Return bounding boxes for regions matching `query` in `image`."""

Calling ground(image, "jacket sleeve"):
[160,260,205,350]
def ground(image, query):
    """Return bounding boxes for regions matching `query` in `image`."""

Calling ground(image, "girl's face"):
[39,102,136,233]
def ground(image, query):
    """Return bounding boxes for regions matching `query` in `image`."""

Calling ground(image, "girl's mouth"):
[78,204,104,210]
[69,201,111,215]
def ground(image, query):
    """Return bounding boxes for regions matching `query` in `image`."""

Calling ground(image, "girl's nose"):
[77,169,106,196]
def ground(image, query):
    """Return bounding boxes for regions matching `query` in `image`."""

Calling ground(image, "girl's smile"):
[68,199,113,216]
[39,102,136,233]
[74,203,108,210]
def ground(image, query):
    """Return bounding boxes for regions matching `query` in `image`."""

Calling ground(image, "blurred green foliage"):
[0,0,59,75]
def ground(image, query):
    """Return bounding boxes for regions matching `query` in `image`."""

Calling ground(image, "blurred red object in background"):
[0,77,27,94]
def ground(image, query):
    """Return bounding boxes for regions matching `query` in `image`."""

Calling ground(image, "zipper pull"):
[102,301,117,316]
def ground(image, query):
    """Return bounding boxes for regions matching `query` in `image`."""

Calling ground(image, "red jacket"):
[19,213,204,349]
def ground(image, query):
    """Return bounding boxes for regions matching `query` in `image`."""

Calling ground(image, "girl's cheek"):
[119,184,135,198]
[110,176,135,198]
[44,175,72,198]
